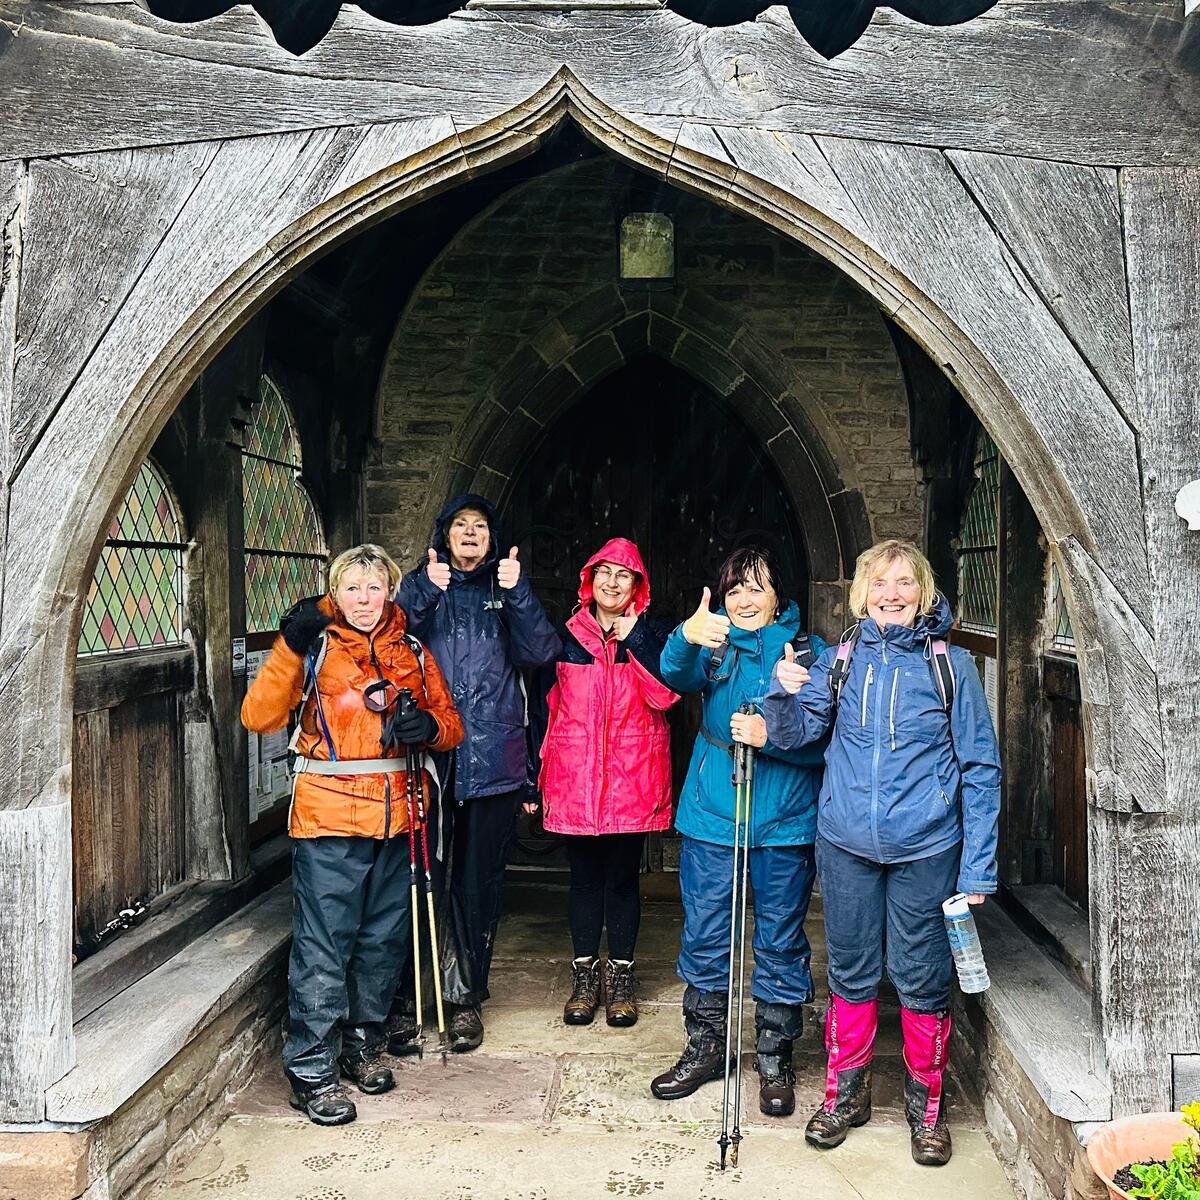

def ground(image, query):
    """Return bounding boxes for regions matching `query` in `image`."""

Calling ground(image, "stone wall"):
[954,993,1108,1200]
[369,157,923,571]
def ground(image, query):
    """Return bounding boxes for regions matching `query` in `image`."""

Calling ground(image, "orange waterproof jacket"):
[241,597,463,839]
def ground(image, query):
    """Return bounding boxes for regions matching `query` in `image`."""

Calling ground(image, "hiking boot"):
[385,1011,422,1057]
[905,1072,953,1165]
[339,1052,395,1095]
[805,1063,872,1148]
[563,957,602,1026]
[604,959,638,1028]
[650,1039,728,1099]
[289,1083,357,1126]
[757,1060,796,1117]
[448,1004,484,1053]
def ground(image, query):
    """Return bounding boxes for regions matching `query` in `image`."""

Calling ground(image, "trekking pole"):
[410,738,449,1065]
[729,706,758,1168]
[401,723,425,1059]
[718,713,749,1171]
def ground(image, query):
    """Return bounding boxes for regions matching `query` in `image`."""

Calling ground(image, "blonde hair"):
[848,539,938,620]
[327,544,401,595]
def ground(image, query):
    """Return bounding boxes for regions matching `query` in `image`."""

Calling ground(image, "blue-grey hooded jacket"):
[762,596,1001,894]
[660,601,827,848]
[397,494,561,800]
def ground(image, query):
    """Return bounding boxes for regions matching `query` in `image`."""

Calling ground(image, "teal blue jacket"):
[659,601,827,848]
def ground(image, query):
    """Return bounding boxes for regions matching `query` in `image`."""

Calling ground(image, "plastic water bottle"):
[942,893,990,993]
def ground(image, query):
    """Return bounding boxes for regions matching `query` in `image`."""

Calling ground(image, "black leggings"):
[565,833,646,961]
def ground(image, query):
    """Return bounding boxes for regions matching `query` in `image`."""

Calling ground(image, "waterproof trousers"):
[392,784,522,1013]
[283,834,411,1095]
[816,834,958,1012]
[677,835,817,1006]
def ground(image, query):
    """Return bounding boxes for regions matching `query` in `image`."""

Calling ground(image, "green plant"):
[1130,1105,1200,1200]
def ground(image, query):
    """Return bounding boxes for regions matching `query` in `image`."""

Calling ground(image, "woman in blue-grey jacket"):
[764,538,1000,1168]
[649,547,826,1119]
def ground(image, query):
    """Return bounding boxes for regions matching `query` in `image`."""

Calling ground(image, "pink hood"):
[576,537,651,617]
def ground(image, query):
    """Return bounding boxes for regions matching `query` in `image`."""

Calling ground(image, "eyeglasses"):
[594,567,635,586]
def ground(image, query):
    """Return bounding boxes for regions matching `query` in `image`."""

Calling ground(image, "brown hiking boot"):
[904,1072,953,1165]
[604,959,638,1027]
[757,1060,796,1117]
[563,957,602,1026]
[805,1063,873,1148]
[650,1039,727,1099]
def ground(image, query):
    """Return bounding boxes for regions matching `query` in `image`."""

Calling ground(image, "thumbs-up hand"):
[497,545,521,590]
[775,642,811,695]
[681,587,731,649]
[426,548,451,592]
[614,603,639,642]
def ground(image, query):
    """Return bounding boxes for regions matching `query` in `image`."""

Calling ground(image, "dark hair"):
[716,546,786,610]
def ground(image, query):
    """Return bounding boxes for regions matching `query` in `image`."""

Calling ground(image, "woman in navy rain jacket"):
[650,547,826,1119]
[764,538,1000,1168]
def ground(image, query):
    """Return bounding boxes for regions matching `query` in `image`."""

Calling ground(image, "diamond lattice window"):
[1048,561,1076,652]
[956,431,1000,635]
[243,377,327,633]
[78,461,186,656]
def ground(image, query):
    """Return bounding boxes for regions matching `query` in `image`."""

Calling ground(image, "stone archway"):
[0,69,1161,1112]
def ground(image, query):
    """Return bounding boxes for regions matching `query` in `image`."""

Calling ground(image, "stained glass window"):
[243,377,327,632]
[1048,560,1076,652]
[78,461,186,656]
[956,431,1000,635]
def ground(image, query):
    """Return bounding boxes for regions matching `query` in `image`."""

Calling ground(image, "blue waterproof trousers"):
[284,835,411,1094]
[817,834,959,1013]
[677,835,817,1006]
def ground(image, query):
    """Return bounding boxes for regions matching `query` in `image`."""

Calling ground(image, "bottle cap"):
[942,893,971,918]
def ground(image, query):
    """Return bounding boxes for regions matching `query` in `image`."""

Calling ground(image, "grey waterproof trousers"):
[283,834,411,1095]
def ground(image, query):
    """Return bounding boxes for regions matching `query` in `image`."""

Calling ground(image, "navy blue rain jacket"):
[762,596,1001,894]
[660,600,828,848]
[397,494,561,800]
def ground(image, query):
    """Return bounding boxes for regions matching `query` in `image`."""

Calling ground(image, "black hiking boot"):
[604,959,638,1028]
[385,1009,422,1057]
[754,1001,802,1117]
[339,1051,395,1095]
[805,1064,873,1149]
[563,957,602,1026]
[757,1058,796,1117]
[904,1072,953,1165]
[448,1004,484,1053]
[289,1083,357,1126]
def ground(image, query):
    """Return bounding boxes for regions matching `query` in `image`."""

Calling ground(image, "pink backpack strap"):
[928,638,956,712]
[827,627,860,710]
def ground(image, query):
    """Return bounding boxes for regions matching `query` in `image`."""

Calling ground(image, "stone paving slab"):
[157,1117,1014,1200]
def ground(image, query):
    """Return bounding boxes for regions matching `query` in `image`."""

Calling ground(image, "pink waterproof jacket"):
[538,538,679,836]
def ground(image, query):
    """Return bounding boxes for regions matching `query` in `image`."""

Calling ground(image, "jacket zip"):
[870,657,883,862]
[861,663,874,727]
[889,668,900,751]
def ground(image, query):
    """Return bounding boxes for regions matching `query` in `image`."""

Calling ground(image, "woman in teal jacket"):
[649,547,826,1119]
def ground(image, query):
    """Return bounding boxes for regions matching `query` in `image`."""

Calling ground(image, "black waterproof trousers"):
[392,783,522,1016]
[284,834,411,1095]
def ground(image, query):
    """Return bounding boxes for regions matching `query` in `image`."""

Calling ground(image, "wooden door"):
[1044,656,1088,908]
[504,357,807,867]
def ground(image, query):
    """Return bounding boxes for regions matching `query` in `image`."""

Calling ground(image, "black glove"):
[387,705,438,747]
[280,596,332,656]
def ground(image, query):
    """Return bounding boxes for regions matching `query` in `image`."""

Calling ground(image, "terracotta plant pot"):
[1086,1112,1194,1200]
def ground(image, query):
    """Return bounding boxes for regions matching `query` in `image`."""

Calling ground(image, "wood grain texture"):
[11,144,218,478]
[0,803,74,1120]
[46,880,291,1123]
[0,161,24,608]
[1122,166,1200,817]
[3,2,1200,165]
[947,151,1136,420]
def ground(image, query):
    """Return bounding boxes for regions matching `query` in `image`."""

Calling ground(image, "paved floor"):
[156,878,1016,1200]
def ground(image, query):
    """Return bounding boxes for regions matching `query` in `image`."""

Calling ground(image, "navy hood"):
[858,592,954,650]
[429,493,503,572]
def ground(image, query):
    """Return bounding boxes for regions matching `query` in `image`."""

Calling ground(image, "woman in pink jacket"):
[529,538,679,1029]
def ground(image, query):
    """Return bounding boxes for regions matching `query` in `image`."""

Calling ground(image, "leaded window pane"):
[1049,561,1076,651]
[242,376,327,633]
[956,432,1000,634]
[79,462,185,656]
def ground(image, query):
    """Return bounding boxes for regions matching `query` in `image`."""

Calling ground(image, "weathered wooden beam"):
[2,2,1200,166]
[73,647,193,714]
[0,161,25,619]
[0,803,74,1120]
[1123,166,1200,817]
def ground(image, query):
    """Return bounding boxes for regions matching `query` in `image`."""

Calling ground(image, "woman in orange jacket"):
[242,543,462,1126]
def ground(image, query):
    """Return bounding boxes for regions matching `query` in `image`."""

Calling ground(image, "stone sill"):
[43,882,292,1126]
[971,900,1110,1123]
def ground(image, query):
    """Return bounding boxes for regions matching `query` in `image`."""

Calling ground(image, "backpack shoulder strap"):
[827,627,860,711]
[928,638,956,712]
[290,631,333,756]
[788,632,817,669]
[403,632,426,682]
[705,641,738,681]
